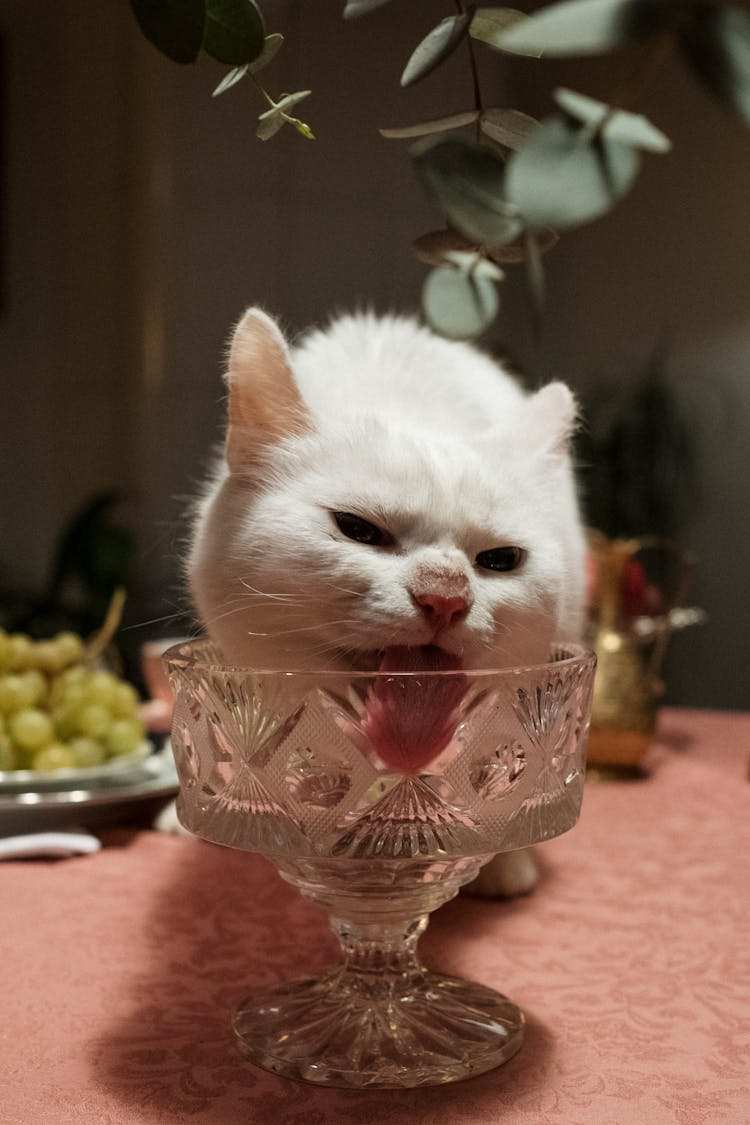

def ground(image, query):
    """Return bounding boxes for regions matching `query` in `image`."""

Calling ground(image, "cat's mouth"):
[349,644,463,674]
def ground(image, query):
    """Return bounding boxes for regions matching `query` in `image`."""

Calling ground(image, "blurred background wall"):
[0,1,747,708]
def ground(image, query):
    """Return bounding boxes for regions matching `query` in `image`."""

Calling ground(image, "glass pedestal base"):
[233,968,524,1089]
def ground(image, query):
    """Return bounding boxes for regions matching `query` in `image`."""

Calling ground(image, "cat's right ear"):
[224,307,310,473]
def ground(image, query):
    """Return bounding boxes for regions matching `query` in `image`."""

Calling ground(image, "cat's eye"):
[332,511,393,547]
[475,546,525,573]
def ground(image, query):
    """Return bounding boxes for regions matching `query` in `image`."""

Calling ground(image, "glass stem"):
[329,914,428,993]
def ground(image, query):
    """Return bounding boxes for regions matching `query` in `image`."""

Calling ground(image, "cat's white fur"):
[185,308,586,896]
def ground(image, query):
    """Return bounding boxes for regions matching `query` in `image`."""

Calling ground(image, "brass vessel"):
[586,534,699,772]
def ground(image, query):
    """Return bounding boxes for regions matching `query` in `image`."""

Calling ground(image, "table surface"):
[3,708,749,1125]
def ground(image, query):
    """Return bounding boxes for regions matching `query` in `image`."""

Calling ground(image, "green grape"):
[9,707,55,751]
[32,742,76,772]
[51,705,79,740]
[84,670,120,709]
[6,634,34,671]
[21,670,47,707]
[106,718,145,757]
[58,664,88,686]
[49,675,86,711]
[76,702,112,740]
[109,680,140,718]
[54,631,85,667]
[68,736,106,768]
[31,640,68,676]
[0,627,147,771]
[0,674,37,713]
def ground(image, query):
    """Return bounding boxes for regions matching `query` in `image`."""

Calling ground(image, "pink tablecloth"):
[3,708,749,1125]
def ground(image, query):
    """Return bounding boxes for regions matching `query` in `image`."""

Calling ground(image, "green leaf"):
[343,0,393,17]
[488,226,559,262]
[554,87,671,152]
[493,0,672,58]
[275,90,312,113]
[413,137,523,246]
[203,0,265,65]
[412,226,558,266]
[680,5,750,123]
[130,0,205,64]
[212,64,249,97]
[401,10,475,88]
[413,229,480,266]
[470,8,530,50]
[212,32,282,93]
[423,266,499,340]
[256,113,285,140]
[249,32,284,73]
[505,114,640,229]
[480,107,539,149]
[443,251,505,281]
[256,91,313,141]
[380,111,479,139]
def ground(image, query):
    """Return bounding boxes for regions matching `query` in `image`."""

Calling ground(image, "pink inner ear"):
[224,308,311,472]
[523,382,578,456]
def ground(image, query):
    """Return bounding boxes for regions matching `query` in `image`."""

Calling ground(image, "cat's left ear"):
[521,382,578,458]
[224,307,311,473]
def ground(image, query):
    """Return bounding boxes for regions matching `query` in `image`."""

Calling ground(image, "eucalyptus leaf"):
[275,90,312,112]
[412,226,558,266]
[257,90,313,141]
[380,111,479,140]
[343,0,393,17]
[680,5,750,123]
[488,227,559,262]
[470,8,532,51]
[203,0,265,65]
[505,114,640,229]
[443,251,505,281]
[422,266,499,340]
[413,229,480,266]
[413,137,523,246]
[480,107,539,149]
[494,0,672,58]
[401,10,474,89]
[256,110,286,141]
[249,32,284,73]
[212,64,249,97]
[130,0,205,64]
[554,87,671,152]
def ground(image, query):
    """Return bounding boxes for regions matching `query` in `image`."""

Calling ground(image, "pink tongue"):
[364,647,466,773]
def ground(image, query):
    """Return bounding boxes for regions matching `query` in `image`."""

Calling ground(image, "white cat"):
[186,307,586,896]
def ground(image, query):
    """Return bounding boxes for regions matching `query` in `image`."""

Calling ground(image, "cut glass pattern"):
[167,644,594,858]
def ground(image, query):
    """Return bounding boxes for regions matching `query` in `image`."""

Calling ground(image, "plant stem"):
[248,70,276,109]
[455,0,483,140]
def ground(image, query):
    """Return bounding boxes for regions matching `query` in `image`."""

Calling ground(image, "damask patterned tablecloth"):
[2,708,749,1125]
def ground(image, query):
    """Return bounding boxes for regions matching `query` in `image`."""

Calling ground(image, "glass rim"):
[163,638,596,680]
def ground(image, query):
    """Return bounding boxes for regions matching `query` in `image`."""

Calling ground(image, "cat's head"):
[189,308,584,673]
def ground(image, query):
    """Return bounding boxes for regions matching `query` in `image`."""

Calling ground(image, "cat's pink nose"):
[413,592,469,627]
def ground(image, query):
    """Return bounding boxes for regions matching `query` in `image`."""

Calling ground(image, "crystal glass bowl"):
[165,640,596,1089]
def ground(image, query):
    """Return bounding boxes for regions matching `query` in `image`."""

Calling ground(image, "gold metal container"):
[585,534,701,772]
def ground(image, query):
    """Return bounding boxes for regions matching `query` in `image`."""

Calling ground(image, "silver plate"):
[0,747,179,835]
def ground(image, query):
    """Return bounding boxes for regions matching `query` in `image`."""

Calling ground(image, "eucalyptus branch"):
[129,0,750,342]
[454,0,484,137]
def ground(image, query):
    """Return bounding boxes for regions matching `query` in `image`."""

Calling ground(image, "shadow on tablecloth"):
[88,832,557,1125]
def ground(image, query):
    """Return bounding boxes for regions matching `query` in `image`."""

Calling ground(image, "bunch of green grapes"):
[0,629,145,773]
